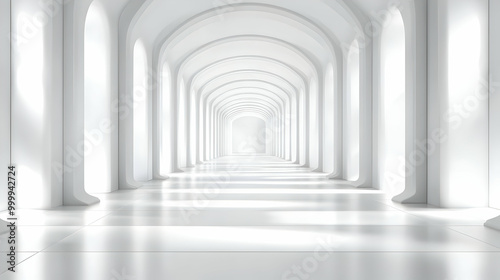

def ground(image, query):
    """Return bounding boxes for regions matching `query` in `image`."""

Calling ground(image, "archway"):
[378,7,406,196]
[231,116,268,155]
[132,39,152,181]
[345,40,360,181]
[323,63,335,174]
[84,1,114,193]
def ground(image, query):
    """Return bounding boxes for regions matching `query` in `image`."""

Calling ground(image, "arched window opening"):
[132,39,151,181]
[159,62,172,176]
[299,89,307,166]
[231,116,267,155]
[84,2,113,193]
[177,80,187,167]
[379,8,406,195]
[189,89,197,166]
[309,78,319,170]
[323,64,335,174]
[345,40,360,181]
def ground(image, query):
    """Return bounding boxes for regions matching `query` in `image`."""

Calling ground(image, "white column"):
[427,0,489,207]
[118,0,142,189]
[170,75,182,170]
[315,78,324,171]
[62,0,100,204]
[1,0,11,212]
[392,0,428,203]
[299,89,307,165]
[330,59,343,178]
[0,0,11,231]
[344,45,360,181]
[11,0,65,208]
[132,40,151,181]
[83,1,122,193]
[152,57,165,178]
[308,79,319,170]
[486,0,500,231]
[354,24,372,188]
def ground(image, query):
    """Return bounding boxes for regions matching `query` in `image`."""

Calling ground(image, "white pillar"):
[308,79,319,170]
[11,0,65,208]
[83,0,123,193]
[62,0,100,204]
[0,0,11,231]
[392,0,428,203]
[486,0,500,230]
[354,24,372,188]
[427,0,489,208]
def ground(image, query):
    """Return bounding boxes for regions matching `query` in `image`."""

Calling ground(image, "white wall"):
[0,0,11,211]
[482,0,500,230]
[427,0,442,206]
[231,117,267,154]
[427,0,489,208]
[12,0,63,209]
[490,0,500,210]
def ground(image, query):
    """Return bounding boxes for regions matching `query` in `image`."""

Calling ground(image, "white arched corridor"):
[1,0,500,279]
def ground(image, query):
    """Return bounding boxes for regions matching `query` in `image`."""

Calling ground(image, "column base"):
[485,215,500,231]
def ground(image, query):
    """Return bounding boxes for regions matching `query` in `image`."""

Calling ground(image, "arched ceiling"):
[132,0,361,47]
[118,0,383,161]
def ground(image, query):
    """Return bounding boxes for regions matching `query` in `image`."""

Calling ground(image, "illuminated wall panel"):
[84,2,115,193]
[377,8,406,196]
[11,0,63,208]
[0,0,11,211]
[428,0,489,207]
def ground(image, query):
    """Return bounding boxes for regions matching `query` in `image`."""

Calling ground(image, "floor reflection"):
[1,156,500,279]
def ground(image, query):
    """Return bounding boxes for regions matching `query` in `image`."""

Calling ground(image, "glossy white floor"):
[2,156,500,280]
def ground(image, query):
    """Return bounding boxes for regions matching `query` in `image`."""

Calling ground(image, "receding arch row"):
[157,6,345,168]
[121,0,372,192]
[187,56,309,165]
[181,68,300,170]
[208,94,288,161]
[189,56,308,93]
[203,82,294,161]
[155,4,342,69]
[199,71,299,102]
[110,0,376,194]
[215,104,280,159]
[220,105,284,157]
[208,86,297,161]
[155,36,320,173]
[166,43,314,173]
[153,10,341,172]
[224,109,281,157]
[10,0,431,218]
